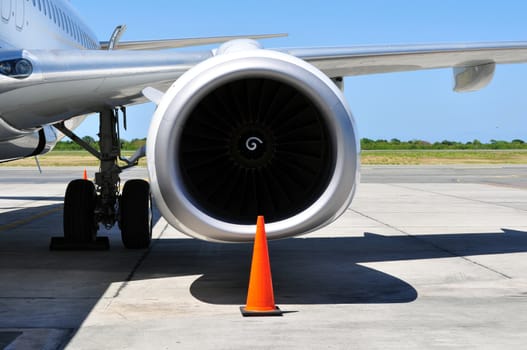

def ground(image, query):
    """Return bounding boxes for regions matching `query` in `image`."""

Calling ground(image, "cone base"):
[240,306,283,317]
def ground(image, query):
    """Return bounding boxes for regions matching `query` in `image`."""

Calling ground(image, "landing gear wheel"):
[63,179,98,242]
[120,179,152,249]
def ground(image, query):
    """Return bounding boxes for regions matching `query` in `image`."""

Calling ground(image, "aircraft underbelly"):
[0,79,173,131]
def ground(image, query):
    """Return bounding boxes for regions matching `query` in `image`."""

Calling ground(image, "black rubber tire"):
[120,179,152,249]
[63,179,98,242]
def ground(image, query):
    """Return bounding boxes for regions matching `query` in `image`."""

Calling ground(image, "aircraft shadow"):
[0,201,165,330]
[1,200,527,331]
[0,196,64,202]
[0,202,62,227]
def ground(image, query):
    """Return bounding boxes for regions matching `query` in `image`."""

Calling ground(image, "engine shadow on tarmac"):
[134,228,527,306]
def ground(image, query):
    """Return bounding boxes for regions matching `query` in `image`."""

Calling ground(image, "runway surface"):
[0,165,526,349]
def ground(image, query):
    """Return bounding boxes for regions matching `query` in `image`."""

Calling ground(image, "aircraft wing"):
[3,41,527,131]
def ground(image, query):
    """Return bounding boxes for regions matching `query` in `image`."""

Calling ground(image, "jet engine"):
[147,41,360,242]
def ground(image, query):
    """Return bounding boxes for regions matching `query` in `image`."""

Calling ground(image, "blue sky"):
[71,1,527,142]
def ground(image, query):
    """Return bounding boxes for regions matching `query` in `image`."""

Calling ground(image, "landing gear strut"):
[50,108,152,250]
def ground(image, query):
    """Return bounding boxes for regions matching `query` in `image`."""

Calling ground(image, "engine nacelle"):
[147,46,360,242]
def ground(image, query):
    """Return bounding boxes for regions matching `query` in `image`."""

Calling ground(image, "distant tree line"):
[361,138,527,150]
[54,137,527,151]
[54,137,146,151]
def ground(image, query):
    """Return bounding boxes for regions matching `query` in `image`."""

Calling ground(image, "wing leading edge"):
[100,33,287,51]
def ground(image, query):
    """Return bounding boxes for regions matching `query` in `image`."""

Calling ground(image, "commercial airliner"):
[1,0,527,248]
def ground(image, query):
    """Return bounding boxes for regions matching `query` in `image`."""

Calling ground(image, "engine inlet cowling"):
[179,77,333,224]
[147,48,359,242]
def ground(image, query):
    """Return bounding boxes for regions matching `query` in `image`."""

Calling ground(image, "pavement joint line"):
[349,206,513,280]
[482,181,527,190]
[389,183,527,213]
[0,206,63,233]
[111,222,170,299]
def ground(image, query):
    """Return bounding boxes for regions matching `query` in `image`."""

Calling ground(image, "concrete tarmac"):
[0,166,526,349]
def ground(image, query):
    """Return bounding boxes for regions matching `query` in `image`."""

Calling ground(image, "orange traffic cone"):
[83,168,88,180]
[240,216,282,316]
